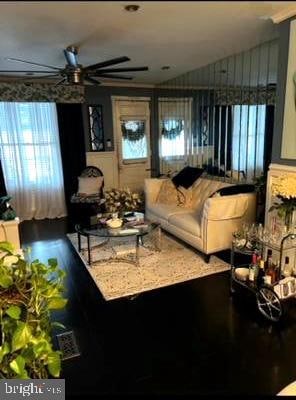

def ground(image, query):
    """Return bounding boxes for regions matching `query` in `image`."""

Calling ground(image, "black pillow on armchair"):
[211,184,255,197]
[172,166,205,189]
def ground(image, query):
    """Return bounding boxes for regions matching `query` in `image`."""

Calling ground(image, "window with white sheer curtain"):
[232,104,266,181]
[0,102,66,220]
[158,98,192,174]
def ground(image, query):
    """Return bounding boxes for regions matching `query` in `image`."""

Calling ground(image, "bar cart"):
[230,231,296,322]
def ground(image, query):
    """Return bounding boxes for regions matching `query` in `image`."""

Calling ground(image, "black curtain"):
[212,105,232,173]
[264,105,274,174]
[56,103,86,217]
[0,159,7,197]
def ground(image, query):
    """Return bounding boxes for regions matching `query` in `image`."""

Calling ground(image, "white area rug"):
[67,232,230,301]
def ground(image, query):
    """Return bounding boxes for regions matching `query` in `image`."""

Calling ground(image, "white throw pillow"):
[78,176,103,195]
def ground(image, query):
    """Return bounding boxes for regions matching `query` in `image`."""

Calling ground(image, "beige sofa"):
[145,177,256,261]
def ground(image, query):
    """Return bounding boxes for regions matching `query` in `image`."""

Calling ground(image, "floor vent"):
[56,330,81,360]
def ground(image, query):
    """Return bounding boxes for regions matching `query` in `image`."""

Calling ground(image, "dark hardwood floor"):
[19,218,296,398]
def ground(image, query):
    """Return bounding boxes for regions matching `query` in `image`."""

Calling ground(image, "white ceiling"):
[0,1,294,85]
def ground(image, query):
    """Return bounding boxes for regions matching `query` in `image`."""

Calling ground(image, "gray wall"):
[272,17,296,166]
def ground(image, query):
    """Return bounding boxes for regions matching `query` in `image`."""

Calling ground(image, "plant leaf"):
[48,297,67,310]
[33,339,52,359]
[48,258,58,268]
[0,342,10,363]
[47,351,61,378]
[51,321,66,330]
[0,241,14,254]
[12,322,32,352]
[9,355,28,378]
[6,305,21,320]
[0,272,13,288]
[3,255,19,267]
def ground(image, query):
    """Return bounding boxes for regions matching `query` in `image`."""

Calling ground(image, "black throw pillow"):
[172,166,204,189]
[211,184,255,197]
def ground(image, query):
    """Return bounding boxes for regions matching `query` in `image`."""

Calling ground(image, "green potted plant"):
[0,241,67,379]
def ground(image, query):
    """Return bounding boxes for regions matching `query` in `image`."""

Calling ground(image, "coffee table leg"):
[136,236,140,267]
[77,232,81,252]
[87,235,91,265]
[156,225,162,251]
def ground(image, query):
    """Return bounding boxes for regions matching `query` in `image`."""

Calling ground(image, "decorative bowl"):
[106,218,123,229]
[234,267,249,281]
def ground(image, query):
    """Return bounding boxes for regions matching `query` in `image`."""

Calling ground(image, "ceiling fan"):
[0,46,149,85]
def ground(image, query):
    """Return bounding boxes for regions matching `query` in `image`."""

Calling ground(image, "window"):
[158,98,192,160]
[88,105,104,151]
[232,105,266,180]
[160,119,185,157]
[0,102,66,220]
[121,120,148,161]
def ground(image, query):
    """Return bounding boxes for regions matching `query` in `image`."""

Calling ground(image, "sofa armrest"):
[144,178,164,205]
[202,193,256,221]
[200,193,256,254]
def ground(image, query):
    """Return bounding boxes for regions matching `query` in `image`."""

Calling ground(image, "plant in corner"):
[0,241,67,379]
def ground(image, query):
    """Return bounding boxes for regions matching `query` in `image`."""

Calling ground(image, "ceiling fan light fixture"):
[124,4,140,12]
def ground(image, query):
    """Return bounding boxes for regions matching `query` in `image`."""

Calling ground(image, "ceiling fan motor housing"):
[64,65,83,84]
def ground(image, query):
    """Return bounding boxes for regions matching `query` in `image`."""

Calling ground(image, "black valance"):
[0,83,85,103]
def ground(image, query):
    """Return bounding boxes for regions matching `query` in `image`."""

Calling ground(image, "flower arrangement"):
[103,188,144,214]
[269,174,296,231]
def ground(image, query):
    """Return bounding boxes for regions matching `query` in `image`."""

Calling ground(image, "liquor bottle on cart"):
[265,249,273,271]
[257,259,265,287]
[264,249,273,285]
[249,253,258,284]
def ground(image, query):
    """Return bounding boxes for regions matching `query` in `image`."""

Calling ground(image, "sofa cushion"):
[156,179,178,205]
[147,204,190,221]
[168,212,201,237]
[172,166,205,189]
[156,179,192,207]
[191,178,232,211]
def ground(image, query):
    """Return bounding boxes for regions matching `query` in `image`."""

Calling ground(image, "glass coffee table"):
[75,220,161,267]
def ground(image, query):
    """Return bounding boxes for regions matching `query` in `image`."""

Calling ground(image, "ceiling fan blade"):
[85,56,130,71]
[63,46,78,67]
[6,57,61,70]
[91,67,149,73]
[93,73,133,80]
[84,76,101,85]
[0,70,60,74]
[15,74,61,80]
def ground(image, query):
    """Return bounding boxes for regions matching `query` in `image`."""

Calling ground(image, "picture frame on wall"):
[88,104,105,151]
